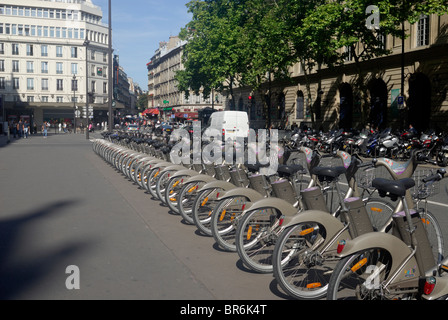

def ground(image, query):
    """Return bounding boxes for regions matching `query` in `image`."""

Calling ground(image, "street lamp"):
[84,38,90,139]
[72,74,77,133]
[108,0,113,132]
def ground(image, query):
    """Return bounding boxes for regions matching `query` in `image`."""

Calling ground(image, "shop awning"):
[142,108,160,115]
[174,112,198,119]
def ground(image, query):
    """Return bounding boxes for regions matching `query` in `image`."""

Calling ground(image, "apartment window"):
[71,47,77,58]
[56,46,63,57]
[57,79,63,91]
[27,44,33,56]
[41,78,49,91]
[56,96,64,103]
[56,62,63,74]
[40,62,48,74]
[71,63,78,75]
[41,96,49,102]
[27,78,34,90]
[12,43,19,55]
[13,77,19,89]
[0,23,3,34]
[0,43,4,54]
[103,82,107,94]
[12,60,19,72]
[417,15,430,47]
[41,45,48,57]
[56,27,61,38]
[344,46,353,61]
[91,65,96,76]
[91,81,96,93]
[0,60,4,72]
[27,96,34,103]
[0,77,5,90]
[91,50,95,60]
[27,61,34,73]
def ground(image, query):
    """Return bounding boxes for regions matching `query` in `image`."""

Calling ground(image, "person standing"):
[23,121,29,139]
[42,121,48,138]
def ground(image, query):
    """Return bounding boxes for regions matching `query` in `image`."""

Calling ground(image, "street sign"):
[163,100,169,104]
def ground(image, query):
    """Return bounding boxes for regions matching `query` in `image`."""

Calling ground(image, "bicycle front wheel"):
[235,207,283,273]
[211,196,249,252]
[272,222,341,299]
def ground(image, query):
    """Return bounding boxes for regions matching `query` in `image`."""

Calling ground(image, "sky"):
[93,0,193,91]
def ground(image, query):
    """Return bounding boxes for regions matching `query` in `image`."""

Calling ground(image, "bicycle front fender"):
[243,197,298,218]
[160,164,187,174]
[183,174,217,185]
[199,180,236,192]
[217,188,264,203]
[170,169,199,178]
[151,161,172,169]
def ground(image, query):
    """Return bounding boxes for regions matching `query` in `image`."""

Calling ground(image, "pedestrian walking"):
[42,121,48,138]
[59,122,62,134]
[23,121,29,139]
[17,120,23,138]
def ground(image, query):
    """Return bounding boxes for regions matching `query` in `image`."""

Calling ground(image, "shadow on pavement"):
[0,200,88,299]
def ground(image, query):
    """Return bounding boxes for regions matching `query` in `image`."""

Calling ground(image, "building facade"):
[147,35,223,122]
[224,13,448,132]
[0,0,110,130]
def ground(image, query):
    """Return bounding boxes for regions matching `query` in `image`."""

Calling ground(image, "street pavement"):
[0,132,283,301]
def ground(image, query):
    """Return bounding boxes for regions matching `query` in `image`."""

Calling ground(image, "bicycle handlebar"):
[422,168,446,183]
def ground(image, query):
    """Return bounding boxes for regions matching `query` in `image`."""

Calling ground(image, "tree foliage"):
[175,0,448,127]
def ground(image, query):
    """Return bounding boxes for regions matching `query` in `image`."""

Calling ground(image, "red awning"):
[174,112,198,119]
[142,108,160,115]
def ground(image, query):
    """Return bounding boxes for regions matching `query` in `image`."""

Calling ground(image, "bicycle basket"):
[356,167,376,189]
[411,169,440,199]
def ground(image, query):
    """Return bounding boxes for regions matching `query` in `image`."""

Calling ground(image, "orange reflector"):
[154,170,160,178]
[299,227,315,236]
[219,210,227,222]
[173,180,180,188]
[351,258,367,272]
[188,185,196,193]
[306,283,322,289]
[201,197,209,206]
[247,226,253,240]
[170,197,177,202]
[422,218,430,225]
[370,207,382,213]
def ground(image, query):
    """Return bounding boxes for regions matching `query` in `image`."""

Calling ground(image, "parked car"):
[126,124,139,132]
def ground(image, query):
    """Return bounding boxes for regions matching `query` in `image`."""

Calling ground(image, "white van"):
[207,111,249,140]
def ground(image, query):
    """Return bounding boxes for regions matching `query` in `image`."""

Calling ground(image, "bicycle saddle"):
[245,162,270,173]
[311,166,346,181]
[277,164,306,177]
[372,178,415,197]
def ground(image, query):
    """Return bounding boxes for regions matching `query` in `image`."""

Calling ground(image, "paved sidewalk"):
[0,133,282,301]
